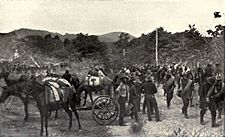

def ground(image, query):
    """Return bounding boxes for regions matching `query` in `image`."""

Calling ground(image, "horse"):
[0,71,30,121]
[76,76,114,106]
[37,74,80,119]
[0,71,28,86]
[0,80,82,136]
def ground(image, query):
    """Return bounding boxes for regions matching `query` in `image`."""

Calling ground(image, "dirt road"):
[0,86,224,137]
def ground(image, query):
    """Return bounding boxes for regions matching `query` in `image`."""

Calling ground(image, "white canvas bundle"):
[58,78,71,87]
[49,86,60,101]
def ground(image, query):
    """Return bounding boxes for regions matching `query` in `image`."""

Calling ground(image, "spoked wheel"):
[92,95,119,125]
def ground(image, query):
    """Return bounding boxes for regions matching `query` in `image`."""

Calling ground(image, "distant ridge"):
[98,32,136,43]
[4,28,136,43]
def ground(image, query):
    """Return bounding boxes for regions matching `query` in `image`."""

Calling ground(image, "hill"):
[0,27,223,72]
[98,32,136,43]
[5,29,136,43]
[12,28,61,39]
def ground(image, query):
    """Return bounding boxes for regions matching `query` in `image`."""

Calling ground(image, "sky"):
[0,0,224,37]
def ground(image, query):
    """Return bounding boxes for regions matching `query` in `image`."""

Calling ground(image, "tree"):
[207,24,224,37]
[114,32,130,49]
[63,38,71,47]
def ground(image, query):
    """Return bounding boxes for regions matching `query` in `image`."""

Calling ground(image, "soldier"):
[214,62,221,77]
[129,78,141,122]
[116,74,130,126]
[88,65,97,76]
[214,76,224,119]
[199,77,220,127]
[142,75,154,114]
[62,70,72,84]
[176,65,183,89]
[181,73,193,119]
[164,72,175,109]
[205,63,214,78]
[140,76,161,122]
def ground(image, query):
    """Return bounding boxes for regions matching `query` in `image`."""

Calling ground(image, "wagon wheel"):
[92,95,119,125]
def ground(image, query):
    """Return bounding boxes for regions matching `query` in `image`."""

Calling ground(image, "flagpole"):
[155,28,158,66]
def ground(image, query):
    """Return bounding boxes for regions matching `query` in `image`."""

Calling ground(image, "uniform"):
[116,74,129,126]
[164,73,175,108]
[181,74,193,119]
[62,70,72,83]
[140,76,160,121]
[129,79,141,122]
[199,77,219,127]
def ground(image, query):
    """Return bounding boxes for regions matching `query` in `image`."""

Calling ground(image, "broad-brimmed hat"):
[120,74,129,80]
[215,62,220,66]
[134,78,142,84]
[145,76,152,82]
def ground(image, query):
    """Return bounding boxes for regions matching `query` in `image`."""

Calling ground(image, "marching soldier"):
[116,74,130,126]
[204,63,214,78]
[214,76,224,119]
[140,76,161,122]
[181,73,193,119]
[199,77,220,127]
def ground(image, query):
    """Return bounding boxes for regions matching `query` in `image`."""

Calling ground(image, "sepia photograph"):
[0,0,224,136]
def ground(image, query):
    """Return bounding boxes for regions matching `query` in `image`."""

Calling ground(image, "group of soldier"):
[114,66,161,126]
[113,62,224,127]
[1,61,223,128]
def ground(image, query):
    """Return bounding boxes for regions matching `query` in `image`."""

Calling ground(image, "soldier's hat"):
[134,78,141,84]
[215,62,220,66]
[120,73,129,80]
[145,75,152,82]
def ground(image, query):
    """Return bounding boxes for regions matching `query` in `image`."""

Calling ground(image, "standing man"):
[204,63,214,81]
[181,74,193,119]
[129,78,142,122]
[164,72,175,109]
[116,74,130,126]
[214,62,221,77]
[140,76,161,122]
[62,70,72,84]
[214,76,224,119]
[199,77,220,127]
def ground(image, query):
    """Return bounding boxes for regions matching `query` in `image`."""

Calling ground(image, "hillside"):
[3,29,135,43]
[0,27,223,72]
[12,28,61,39]
[98,32,136,43]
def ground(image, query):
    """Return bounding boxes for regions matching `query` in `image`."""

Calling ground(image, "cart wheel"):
[92,95,119,125]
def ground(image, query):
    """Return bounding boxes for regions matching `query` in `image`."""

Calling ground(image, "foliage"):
[207,24,224,37]
[0,25,223,73]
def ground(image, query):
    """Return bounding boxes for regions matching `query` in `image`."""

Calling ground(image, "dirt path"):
[0,98,111,137]
[106,85,224,137]
[0,85,224,137]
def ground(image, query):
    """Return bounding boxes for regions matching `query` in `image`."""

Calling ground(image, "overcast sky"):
[0,0,224,37]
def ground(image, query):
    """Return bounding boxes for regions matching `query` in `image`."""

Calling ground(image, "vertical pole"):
[156,28,158,66]
[223,24,225,136]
